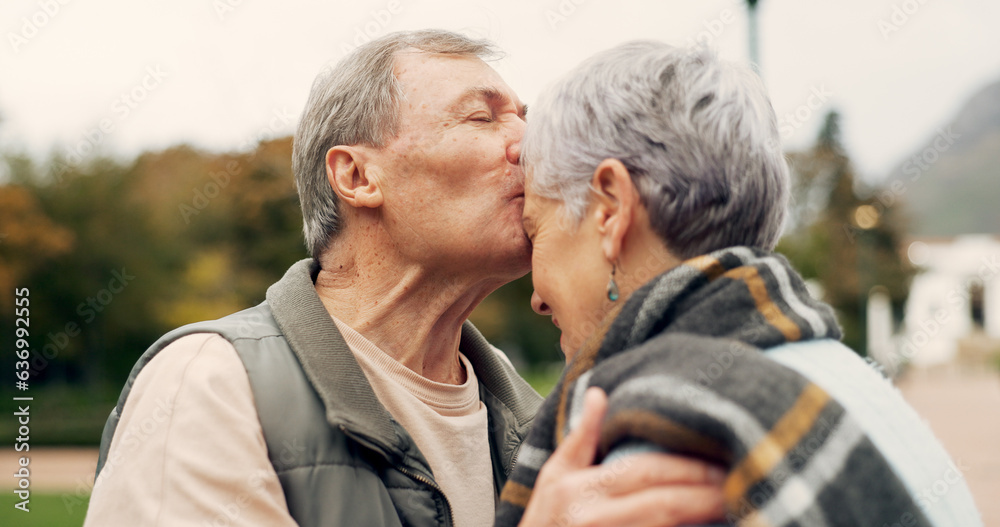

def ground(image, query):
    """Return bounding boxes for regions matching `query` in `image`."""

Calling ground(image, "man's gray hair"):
[523,41,789,259]
[293,29,499,259]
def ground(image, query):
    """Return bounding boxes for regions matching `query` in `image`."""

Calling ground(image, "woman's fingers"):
[520,386,728,526]
[599,452,727,497]
[554,387,608,469]
[570,485,727,527]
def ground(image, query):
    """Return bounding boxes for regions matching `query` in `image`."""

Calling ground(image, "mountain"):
[886,78,1000,236]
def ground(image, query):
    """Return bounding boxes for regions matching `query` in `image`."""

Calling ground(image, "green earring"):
[607,264,620,301]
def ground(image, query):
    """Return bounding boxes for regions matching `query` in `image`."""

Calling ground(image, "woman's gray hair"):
[293,29,499,259]
[523,41,789,259]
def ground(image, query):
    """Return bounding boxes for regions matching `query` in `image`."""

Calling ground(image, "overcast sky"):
[1,0,997,181]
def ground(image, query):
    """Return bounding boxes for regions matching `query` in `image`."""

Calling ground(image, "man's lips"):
[506,184,525,201]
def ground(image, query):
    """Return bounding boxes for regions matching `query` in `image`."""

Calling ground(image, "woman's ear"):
[590,158,639,263]
[326,146,383,209]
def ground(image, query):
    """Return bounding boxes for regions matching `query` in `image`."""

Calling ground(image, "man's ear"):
[326,146,383,209]
[590,158,639,263]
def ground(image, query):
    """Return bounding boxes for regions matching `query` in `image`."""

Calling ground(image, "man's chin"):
[497,254,531,282]
[499,232,533,276]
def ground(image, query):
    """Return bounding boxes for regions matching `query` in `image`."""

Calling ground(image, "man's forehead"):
[393,51,523,112]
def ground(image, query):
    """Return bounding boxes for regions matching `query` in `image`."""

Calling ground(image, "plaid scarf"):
[496,247,932,527]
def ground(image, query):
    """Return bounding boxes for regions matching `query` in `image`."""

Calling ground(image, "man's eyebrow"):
[455,86,527,118]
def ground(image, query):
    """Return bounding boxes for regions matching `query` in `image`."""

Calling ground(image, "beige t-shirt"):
[85,324,496,526]
[333,318,495,527]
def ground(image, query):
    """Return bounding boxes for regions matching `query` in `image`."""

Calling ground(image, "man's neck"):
[313,239,510,385]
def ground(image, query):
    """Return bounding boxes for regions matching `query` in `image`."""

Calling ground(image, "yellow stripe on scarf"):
[724,267,802,342]
[600,409,728,462]
[723,383,830,507]
[554,300,625,444]
[554,255,727,445]
[499,480,533,508]
[686,254,728,281]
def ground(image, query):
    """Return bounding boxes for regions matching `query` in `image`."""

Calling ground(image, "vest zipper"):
[338,425,456,526]
[506,442,522,476]
[397,465,456,527]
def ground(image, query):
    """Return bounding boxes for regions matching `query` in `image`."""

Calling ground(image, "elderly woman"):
[497,42,982,526]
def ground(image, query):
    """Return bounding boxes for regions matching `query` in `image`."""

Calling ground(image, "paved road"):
[5,365,999,525]
[1,447,97,494]
[897,365,1000,526]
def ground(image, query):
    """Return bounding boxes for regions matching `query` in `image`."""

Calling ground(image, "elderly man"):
[85,30,725,526]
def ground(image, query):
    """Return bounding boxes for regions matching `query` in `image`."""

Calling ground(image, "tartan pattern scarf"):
[495,246,931,527]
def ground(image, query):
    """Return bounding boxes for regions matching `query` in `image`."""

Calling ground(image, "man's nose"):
[506,139,521,165]
[505,119,525,165]
[530,290,552,316]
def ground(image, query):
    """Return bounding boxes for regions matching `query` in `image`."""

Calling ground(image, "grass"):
[0,492,89,526]
[0,383,118,446]
[522,364,564,397]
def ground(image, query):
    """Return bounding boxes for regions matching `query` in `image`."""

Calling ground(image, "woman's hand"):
[519,387,728,527]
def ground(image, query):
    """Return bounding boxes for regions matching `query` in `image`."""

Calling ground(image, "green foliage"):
[0,384,118,446]
[1,138,564,447]
[1,140,308,430]
[469,274,563,369]
[778,111,915,354]
[520,364,564,397]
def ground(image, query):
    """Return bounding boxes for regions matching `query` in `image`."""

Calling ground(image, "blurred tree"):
[0,138,307,387]
[0,175,75,311]
[0,132,565,409]
[469,274,563,369]
[778,111,915,354]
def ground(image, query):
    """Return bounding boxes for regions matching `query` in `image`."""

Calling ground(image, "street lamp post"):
[746,0,760,71]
